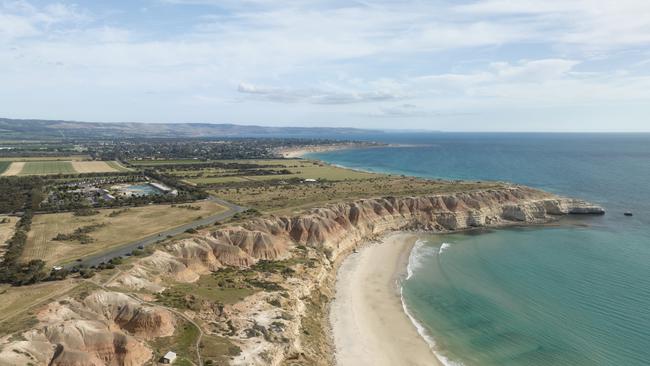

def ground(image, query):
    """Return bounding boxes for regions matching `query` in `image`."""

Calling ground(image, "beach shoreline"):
[329,232,443,366]
[275,142,380,158]
[274,142,422,159]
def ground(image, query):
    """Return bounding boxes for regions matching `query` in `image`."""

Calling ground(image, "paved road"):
[67,196,246,269]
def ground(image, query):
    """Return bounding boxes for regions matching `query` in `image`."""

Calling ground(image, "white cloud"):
[489,59,579,81]
[0,13,38,39]
[455,0,650,48]
[0,0,649,130]
[237,82,401,104]
[370,104,424,118]
[0,0,90,40]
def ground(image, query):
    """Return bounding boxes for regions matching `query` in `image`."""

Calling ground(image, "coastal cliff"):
[163,185,602,270]
[0,185,603,366]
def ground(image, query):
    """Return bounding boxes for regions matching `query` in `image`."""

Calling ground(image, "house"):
[161,351,176,364]
[303,178,317,183]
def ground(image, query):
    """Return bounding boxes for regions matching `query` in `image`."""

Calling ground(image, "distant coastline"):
[275,141,422,158]
[274,142,385,158]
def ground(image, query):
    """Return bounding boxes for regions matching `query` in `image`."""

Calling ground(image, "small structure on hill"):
[303,178,317,183]
[161,351,176,364]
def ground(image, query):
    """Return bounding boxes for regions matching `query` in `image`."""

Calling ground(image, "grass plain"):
[129,159,206,165]
[149,321,238,366]
[18,161,77,175]
[0,280,80,336]
[213,176,500,214]
[0,155,89,162]
[105,160,132,171]
[150,158,500,213]
[170,159,376,185]
[70,161,126,173]
[21,200,226,265]
[0,161,10,175]
[157,272,258,309]
[0,160,128,176]
[0,162,25,176]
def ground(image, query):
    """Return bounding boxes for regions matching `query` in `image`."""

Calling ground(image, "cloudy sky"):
[1,0,649,131]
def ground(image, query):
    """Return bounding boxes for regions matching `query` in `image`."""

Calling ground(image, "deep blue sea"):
[308,133,650,366]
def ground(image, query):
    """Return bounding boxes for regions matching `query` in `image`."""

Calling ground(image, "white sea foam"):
[402,239,464,366]
[439,242,452,254]
[406,238,436,280]
[400,286,464,366]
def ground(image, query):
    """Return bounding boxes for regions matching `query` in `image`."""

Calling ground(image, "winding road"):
[69,196,245,269]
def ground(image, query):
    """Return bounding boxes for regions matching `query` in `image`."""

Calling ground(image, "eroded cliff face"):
[158,185,602,277]
[0,291,174,366]
[0,185,603,366]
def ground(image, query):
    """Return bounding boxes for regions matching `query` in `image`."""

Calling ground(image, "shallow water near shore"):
[310,133,650,366]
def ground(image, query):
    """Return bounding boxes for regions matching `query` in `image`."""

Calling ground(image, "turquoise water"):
[125,184,160,196]
[309,133,650,366]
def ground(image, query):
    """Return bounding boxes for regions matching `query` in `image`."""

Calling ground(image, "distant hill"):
[0,118,382,140]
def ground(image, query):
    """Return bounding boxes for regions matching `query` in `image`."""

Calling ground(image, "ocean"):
[308,133,650,366]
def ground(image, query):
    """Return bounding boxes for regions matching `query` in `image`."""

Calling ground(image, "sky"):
[1,0,650,131]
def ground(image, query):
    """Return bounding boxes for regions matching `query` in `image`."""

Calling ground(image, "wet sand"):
[330,233,442,366]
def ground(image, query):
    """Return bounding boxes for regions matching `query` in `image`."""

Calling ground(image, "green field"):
[0,155,89,162]
[129,159,205,165]
[167,159,377,185]
[18,161,77,175]
[0,161,9,175]
[105,161,132,171]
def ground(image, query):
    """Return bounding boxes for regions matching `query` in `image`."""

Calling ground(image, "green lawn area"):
[0,161,9,175]
[19,161,76,175]
[128,159,206,166]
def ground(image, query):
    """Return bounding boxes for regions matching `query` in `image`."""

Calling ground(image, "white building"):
[149,182,173,193]
[161,351,176,364]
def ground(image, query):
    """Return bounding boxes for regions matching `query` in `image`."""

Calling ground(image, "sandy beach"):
[330,233,441,366]
[276,143,365,158]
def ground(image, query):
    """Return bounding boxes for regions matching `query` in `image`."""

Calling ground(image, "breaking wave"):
[403,238,464,365]
[406,238,436,280]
